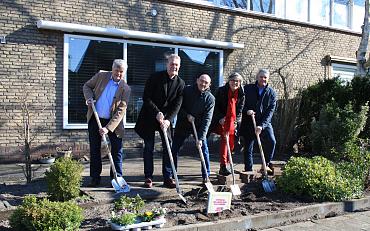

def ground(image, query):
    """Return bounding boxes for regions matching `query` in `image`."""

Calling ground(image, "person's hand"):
[99,127,109,136]
[255,126,262,135]
[219,117,225,125]
[187,114,195,123]
[160,119,170,130]
[196,140,202,148]
[86,98,94,106]
[156,112,164,123]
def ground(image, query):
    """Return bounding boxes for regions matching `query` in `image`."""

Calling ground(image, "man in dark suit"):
[135,54,185,188]
[83,59,131,187]
[239,69,277,173]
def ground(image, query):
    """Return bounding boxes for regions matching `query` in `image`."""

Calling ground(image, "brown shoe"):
[163,178,176,188]
[144,178,153,188]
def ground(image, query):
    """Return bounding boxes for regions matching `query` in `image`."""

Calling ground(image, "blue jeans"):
[143,129,173,180]
[88,118,123,180]
[243,125,276,171]
[171,133,210,179]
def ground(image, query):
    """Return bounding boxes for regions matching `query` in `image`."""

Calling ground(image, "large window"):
[63,35,223,129]
[195,0,365,32]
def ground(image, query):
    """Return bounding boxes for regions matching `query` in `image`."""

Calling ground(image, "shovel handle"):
[161,127,180,192]
[250,113,268,177]
[190,121,210,183]
[90,103,119,183]
[225,133,236,185]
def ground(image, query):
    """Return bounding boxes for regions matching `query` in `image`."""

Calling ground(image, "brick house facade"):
[0,0,364,162]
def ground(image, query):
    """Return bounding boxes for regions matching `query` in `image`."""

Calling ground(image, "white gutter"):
[37,20,244,49]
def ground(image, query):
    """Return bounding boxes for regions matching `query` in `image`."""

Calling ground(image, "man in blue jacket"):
[171,74,215,183]
[239,69,277,172]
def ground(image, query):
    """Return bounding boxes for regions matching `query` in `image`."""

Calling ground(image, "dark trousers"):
[88,118,123,180]
[243,125,276,171]
[171,133,210,179]
[143,128,173,180]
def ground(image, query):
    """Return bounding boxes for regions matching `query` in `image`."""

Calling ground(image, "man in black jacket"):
[239,69,277,172]
[171,74,215,183]
[135,54,185,188]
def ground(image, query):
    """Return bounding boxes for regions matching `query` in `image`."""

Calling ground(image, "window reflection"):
[286,0,308,22]
[126,44,174,123]
[333,0,350,28]
[68,38,124,124]
[250,0,275,14]
[179,48,220,93]
[310,0,330,26]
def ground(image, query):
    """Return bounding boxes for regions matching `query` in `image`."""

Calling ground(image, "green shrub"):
[276,156,365,201]
[9,195,83,231]
[296,76,370,152]
[310,101,368,161]
[45,157,83,201]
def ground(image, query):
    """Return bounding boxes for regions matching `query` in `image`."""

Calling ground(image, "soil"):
[0,179,314,230]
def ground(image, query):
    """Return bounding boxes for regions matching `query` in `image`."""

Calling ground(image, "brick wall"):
[0,0,362,162]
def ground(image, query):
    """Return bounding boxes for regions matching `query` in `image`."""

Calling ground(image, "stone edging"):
[161,196,370,231]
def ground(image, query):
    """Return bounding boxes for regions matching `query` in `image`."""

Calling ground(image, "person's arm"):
[164,80,185,121]
[83,72,100,102]
[260,89,277,129]
[198,96,215,140]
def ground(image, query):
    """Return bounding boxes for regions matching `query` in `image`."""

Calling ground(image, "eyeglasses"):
[229,79,241,83]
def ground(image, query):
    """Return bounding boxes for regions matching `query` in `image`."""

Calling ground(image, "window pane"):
[286,0,308,21]
[333,0,350,28]
[206,0,248,9]
[126,44,174,123]
[178,49,220,93]
[68,37,123,124]
[332,63,356,83]
[310,0,330,26]
[353,0,365,32]
[250,0,275,14]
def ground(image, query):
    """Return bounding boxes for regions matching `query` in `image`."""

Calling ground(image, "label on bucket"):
[206,192,232,214]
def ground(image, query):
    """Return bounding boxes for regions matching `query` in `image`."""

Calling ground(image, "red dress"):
[215,88,238,165]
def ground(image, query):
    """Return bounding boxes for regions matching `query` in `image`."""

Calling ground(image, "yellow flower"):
[144,211,153,217]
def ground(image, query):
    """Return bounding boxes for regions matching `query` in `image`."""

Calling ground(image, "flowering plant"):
[153,207,167,218]
[140,211,155,222]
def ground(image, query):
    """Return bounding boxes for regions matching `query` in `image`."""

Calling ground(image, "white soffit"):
[37,20,244,49]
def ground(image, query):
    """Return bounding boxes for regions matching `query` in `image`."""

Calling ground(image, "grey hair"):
[167,54,181,63]
[228,72,243,82]
[112,59,128,70]
[256,69,270,79]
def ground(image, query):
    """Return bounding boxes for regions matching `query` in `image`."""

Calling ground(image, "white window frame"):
[331,62,357,83]
[175,0,364,32]
[63,34,223,129]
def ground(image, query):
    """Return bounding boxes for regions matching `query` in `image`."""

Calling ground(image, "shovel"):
[225,132,241,196]
[190,120,215,193]
[247,110,276,193]
[91,103,130,193]
[161,126,187,204]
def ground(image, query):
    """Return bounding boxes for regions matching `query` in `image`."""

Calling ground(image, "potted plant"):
[110,195,167,230]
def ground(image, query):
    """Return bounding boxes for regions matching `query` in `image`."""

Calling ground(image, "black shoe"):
[219,165,232,176]
[87,178,100,187]
[163,178,176,188]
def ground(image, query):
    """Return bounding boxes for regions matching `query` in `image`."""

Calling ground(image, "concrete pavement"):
[263,210,370,231]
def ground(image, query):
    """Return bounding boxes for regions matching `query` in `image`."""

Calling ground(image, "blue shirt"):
[96,77,120,119]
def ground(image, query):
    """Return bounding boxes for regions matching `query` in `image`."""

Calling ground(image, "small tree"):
[356,0,369,76]
[6,88,46,183]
